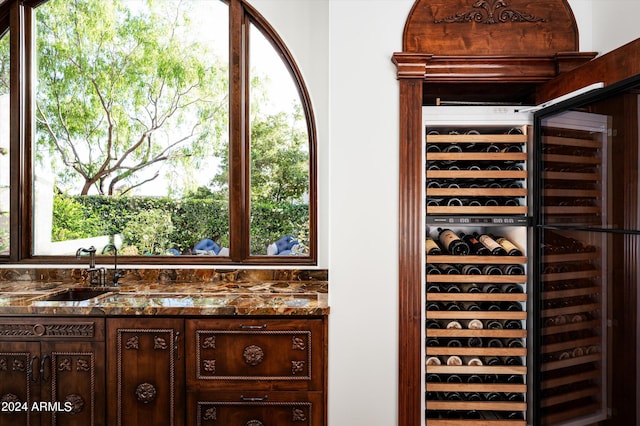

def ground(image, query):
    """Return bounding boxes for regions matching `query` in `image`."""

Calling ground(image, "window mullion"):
[228,0,248,262]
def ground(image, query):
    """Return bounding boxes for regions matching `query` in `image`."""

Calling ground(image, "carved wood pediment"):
[403,0,580,56]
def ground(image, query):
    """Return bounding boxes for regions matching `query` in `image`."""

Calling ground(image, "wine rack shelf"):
[424,125,529,424]
[425,129,528,217]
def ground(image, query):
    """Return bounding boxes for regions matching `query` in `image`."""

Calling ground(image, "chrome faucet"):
[102,243,123,286]
[76,246,104,286]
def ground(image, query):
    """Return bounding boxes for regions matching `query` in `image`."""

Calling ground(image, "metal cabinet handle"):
[29,355,39,382]
[240,395,268,402]
[174,331,180,360]
[239,324,267,330]
[40,354,50,383]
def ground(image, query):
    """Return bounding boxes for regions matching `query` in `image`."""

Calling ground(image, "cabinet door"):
[40,340,105,426]
[107,318,185,426]
[0,341,40,426]
[186,391,324,426]
[186,318,325,392]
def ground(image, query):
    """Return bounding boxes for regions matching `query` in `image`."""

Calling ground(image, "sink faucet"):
[102,243,123,286]
[76,246,104,286]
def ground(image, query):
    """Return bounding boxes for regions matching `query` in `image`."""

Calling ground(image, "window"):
[0,0,316,264]
[0,29,8,256]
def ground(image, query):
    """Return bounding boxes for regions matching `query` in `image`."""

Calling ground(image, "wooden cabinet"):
[0,317,105,426]
[106,317,185,426]
[185,318,326,426]
[0,315,326,426]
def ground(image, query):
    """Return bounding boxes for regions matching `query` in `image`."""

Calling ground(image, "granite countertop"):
[0,268,329,316]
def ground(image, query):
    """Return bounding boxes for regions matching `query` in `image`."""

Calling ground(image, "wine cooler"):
[424,107,532,425]
[421,79,640,426]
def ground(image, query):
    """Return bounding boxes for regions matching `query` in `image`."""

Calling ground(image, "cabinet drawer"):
[187,391,324,426]
[186,319,325,391]
[0,317,105,341]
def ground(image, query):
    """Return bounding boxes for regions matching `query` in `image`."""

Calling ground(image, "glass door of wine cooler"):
[534,110,611,426]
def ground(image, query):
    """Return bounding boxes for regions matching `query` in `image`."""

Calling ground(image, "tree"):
[35,0,228,196]
[0,33,8,96]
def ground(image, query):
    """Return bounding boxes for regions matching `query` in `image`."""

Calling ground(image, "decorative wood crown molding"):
[435,0,546,25]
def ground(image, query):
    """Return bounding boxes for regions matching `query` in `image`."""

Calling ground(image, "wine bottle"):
[446,355,462,366]
[426,302,441,311]
[426,356,442,366]
[503,283,523,293]
[438,228,470,255]
[445,302,462,311]
[447,339,463,348]
[446,375,462,383]
[487,338,504,347]
[426,338,440,347]
[426,282,441,292]
[443,283,461,293]
[461,283,482,293]
[483,283,501,293]
[426,320,441,329]
[504,319,523,329]
[425,237,443,255]
[460,264,482,275]
[426,264,441,275]
[467,374,483,383]
[465,357,483,366]
[426,373,441,383]
[486,320,503,329]
[484,356,502,366]
[506,338,525,348]
[460,232,490,255]
[438,264,460,274]
[502,302,522,311]
[481,264,503,275]
[505,356,523,366]
[426,144,441,152]
[476,232,507,255]
[494,235,523,256]
[443,144,462,153]
[500,265,524,275]
[464,319,483,330]
[444,320,462,329]
[467,337,483,347]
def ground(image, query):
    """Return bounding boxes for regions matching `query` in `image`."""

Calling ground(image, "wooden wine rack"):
[426,130,528,216]
[424,125,530,425]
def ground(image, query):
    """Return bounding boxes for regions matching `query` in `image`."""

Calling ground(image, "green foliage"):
[53,194,308,256]
[35,0,228,195]
[0,33,8,95]
[0,213,8,254]
[250,107,309,204]
[122,209,174,255]
[250,202,309,255]
[51,195,105,241]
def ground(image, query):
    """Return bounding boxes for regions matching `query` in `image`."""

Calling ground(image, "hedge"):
[54,194,308,255]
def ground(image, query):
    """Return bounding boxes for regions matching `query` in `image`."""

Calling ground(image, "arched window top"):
[0,0,317,265]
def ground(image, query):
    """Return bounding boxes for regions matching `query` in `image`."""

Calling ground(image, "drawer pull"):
[40,354,50,383]
[245,421,264,426]
[240,395,268,402]
[29,355,39,382]
[239,324,267,330]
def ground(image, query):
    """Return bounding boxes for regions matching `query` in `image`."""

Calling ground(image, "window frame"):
[0,0,317,265]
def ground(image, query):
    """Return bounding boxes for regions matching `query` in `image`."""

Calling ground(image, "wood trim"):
[536,38,640,103]
[397,76,424,426]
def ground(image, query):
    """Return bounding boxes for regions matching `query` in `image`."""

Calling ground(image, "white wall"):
[247,0,640,425]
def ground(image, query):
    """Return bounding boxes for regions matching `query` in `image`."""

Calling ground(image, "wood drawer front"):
[0,317,105,341]
[186,319,325,391]
[187,391,324,426]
